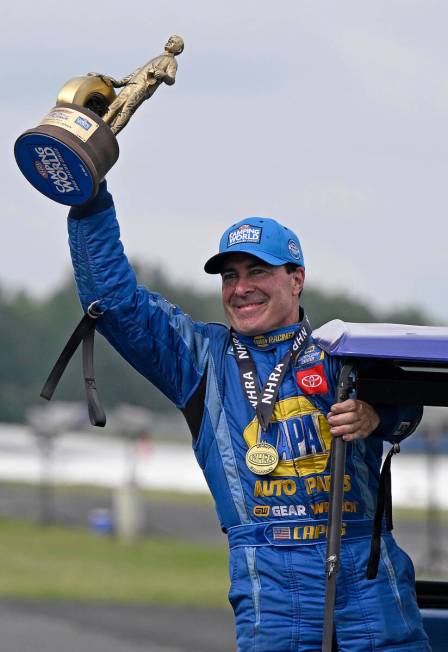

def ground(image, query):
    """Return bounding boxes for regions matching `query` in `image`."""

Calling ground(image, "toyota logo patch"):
[302,374,323,388]
[296,363,328,395]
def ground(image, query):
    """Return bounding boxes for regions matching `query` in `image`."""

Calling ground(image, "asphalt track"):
[0,600,235,652]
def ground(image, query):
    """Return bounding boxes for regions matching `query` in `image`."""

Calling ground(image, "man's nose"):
[233,275,254,295]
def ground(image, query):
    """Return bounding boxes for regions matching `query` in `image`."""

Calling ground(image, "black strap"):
[40,304,106,427]
[231,309,312,432]
[231,330,292,430]
[366,442,400,579]
[82,323,106,427]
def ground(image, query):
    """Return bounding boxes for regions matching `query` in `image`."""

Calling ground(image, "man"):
[68,183,430,651]
[90,35,184,134]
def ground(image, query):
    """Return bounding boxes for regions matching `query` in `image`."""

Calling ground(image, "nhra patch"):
[228,224,262,247]
[296,364,328,395]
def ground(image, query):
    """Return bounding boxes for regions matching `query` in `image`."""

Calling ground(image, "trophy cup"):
[14,35,184,206]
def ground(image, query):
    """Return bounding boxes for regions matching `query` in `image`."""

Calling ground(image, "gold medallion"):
[246,442,279,475]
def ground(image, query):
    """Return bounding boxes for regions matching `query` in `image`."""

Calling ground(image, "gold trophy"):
[14,35,184,206]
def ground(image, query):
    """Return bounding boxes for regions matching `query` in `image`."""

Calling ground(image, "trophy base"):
[14,104,119,206]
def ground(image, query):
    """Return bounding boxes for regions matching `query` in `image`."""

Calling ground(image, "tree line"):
[0,263,431,423]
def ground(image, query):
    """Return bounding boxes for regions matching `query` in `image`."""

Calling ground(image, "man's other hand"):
[327,399,380,442]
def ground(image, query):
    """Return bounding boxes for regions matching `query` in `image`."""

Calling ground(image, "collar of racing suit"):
[234,322,303,352]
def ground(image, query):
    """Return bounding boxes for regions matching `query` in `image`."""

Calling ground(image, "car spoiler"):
[312,320,448,407]
[312,320,448,363]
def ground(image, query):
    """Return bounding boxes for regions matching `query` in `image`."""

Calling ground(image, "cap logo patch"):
[288,239,301,259]
[228,224,262,247]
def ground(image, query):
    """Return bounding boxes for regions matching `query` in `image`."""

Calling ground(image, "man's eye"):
[222,273,236,282]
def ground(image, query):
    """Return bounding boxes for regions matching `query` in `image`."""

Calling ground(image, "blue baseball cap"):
[204,217,305,274]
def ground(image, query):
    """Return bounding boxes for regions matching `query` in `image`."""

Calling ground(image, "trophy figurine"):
[14,35,184,206]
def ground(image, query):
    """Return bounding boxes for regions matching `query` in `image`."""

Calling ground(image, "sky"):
[1,0,447,321]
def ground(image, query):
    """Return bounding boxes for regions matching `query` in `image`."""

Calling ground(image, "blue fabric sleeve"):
[68,181,114,219]
[370,404,423,443]
[67,187,209,408]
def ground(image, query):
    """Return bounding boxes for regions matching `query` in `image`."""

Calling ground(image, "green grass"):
[0,519,229,606]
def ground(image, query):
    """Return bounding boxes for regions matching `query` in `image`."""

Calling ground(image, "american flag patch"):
[272,527,291,541]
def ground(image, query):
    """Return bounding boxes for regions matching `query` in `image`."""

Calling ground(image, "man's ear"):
[291,267,305,296]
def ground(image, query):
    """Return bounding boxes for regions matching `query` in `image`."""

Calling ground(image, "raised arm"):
[87,70,139,88]
[67,182,209,408]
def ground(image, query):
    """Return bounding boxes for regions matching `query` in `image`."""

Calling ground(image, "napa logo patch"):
[228,224,262,247]
[243,396,332,478]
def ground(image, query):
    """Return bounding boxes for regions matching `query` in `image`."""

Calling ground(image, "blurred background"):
[1,1,448,650]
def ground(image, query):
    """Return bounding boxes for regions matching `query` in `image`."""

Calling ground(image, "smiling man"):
[67,187,429,651]
[220,254,304,334]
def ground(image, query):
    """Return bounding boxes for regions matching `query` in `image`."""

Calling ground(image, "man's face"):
[221,253,305,335]
[165,36,182,53]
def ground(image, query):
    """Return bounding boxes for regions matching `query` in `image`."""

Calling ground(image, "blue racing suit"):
[67,183,430,652]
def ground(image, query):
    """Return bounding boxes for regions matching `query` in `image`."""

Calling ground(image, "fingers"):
[328,399,358,414]
[327,400,360,439]
[327,400,379,442]
[328,410,360,426]
[328,419,370,441]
